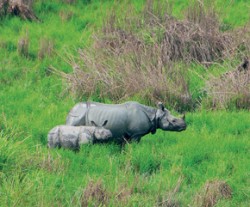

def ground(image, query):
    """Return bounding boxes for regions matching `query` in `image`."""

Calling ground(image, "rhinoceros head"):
[156,102,186,132]
[91,120,113,140]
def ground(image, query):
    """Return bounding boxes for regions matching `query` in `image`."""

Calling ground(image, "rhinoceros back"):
[66,103,89,126]
[86,104,129,139]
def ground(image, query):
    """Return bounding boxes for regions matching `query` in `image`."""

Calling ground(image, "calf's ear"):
[182,114,186,120]
[91,121,98,127]
[157,102,164,111]
[102,120,108,127]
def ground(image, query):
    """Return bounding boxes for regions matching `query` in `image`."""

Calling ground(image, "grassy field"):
[0,0,249,206]
[0,111,249,206]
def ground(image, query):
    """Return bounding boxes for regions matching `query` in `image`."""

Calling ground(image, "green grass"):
[0,0,250,206]
[170,0,250,27]
[0,111,249,206]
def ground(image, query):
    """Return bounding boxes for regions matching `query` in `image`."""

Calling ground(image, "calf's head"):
[156,102,186,132]
[91,120,113,140]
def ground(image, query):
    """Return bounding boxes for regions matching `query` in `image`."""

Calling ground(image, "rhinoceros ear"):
[157,102,165,111]
[102,120,108,127]
[91,121,98,127]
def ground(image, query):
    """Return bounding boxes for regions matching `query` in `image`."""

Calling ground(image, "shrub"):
[38,38,54,60]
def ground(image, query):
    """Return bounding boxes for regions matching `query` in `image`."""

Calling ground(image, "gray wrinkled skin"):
[48,121,112,150]
[66,101,186,144]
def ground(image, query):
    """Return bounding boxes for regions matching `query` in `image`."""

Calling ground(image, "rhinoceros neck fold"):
[150,117,157,134]
[138,104,158,134]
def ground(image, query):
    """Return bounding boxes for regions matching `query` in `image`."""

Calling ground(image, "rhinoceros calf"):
[48,120,112,150]
[66,101,186,144]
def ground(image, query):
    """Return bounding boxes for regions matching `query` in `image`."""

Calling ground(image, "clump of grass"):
[194,180,232,207]
[0,0,39,21]
[59,9,73,22]
[17,31,29,57]
[131,153,161,175]
[157,176,183,207]
[205,58,250,109]
[115,184,133,204]
[146,0,233,65]
[80,179,110,207]
[63,0,76,4]
[38,150,68,173]
[38,37,54,60]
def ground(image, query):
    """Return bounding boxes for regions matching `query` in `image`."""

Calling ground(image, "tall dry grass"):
[205,59,250,109]
[194,180,232,207]
[38,38,54,60]
[17,31,29,57]
[63,0,249,110]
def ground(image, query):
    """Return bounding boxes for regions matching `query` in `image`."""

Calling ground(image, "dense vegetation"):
[0,0,249,206]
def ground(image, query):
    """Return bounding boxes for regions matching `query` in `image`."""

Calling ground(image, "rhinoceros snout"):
[167,119,187,132]
[178,123,187,131]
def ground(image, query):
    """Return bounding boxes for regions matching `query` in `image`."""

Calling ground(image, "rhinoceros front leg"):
[133,136,142,143]
[127,132,143,143]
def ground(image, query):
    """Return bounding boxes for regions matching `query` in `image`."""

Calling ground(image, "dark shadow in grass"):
[183,153,210,168]
[131,156,161,176]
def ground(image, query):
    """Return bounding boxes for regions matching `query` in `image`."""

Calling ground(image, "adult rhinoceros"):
[66,101,186,143]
